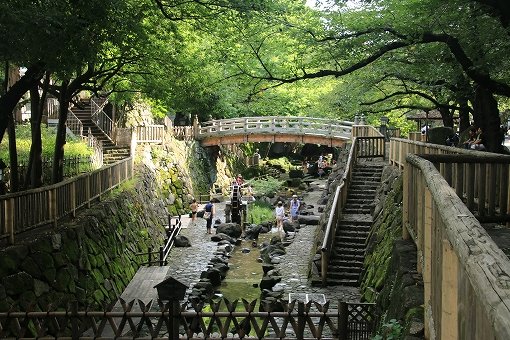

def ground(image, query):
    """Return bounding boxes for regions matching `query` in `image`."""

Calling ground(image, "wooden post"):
[6,198,15,245]
[321,249,328,286]
[297,301,305,340]
[477,163,486,218]
[148,247,152,266]
[159,246,164,266]
[50,188,58,228]
[402,164,410,240]
[441,238,459,340]
[71,181,76,217]
[338,301,348,340]
[170,300,180,339]
[423,188,433,339]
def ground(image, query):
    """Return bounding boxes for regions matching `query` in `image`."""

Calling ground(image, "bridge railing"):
[197,116,353,140]
[403,153,510,340]
[0,158,133,244]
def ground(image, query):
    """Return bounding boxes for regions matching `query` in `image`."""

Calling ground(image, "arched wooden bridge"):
[193,116,355,147]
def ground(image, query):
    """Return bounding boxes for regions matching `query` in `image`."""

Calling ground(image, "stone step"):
[327,270,360,281]
[323,278,359,287]
[336,230,369,240]
[330,259,364,268]
[335,235,366,245]
[333,246,365,256]
[331,253,365,263]
[344,201,374,209]
[343,207,371,214]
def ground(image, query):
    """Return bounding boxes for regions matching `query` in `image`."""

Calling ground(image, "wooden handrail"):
[404,154,510,339]
[90,97,114,142]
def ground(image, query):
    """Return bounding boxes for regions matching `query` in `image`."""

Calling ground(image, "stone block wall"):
[0,167,167,312]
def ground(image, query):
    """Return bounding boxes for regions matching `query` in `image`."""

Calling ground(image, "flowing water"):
[218,233,274,303]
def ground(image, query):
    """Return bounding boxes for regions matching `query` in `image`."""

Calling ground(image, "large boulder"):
[215,223,242,238]
[174,235,191,247]
[298,215,320,225]
[244,224,262,240]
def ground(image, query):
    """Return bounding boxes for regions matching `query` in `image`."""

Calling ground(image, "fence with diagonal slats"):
[0,298,377,339]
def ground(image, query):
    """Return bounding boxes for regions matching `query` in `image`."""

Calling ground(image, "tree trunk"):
[0,62,45,143]
[439,106,454,128]
[473,85,503,153]
[52,81,70,184]
[458,98,471,133]
[7,65,23,123]
[7,112,19,192]
[26,83,45,188]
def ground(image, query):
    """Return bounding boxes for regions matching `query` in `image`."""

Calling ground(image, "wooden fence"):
[3,156,94,190]
[134,125,166,143]
[403,154,510,340]
[389,138,510,223]
[0,157,133,244]
[0,299,377,340]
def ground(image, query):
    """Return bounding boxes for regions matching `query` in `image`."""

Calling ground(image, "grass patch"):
[247,200,274,225]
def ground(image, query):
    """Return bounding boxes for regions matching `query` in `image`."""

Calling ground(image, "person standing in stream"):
[204,200,215,234]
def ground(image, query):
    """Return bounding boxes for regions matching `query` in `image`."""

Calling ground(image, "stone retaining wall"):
[0,167,167,312]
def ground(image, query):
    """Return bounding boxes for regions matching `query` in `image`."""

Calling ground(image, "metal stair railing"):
[90,97,114,142]
[66,109,84,137]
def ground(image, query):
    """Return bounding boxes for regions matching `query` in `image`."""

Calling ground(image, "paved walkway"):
[119,179,359,308]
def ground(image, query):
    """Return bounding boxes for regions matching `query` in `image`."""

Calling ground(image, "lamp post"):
[380,116,389,141]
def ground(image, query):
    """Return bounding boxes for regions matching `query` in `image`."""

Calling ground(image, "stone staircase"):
[326,162,384,286]
[71,100,130,165]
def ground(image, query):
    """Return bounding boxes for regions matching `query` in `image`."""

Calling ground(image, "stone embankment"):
[0,168,168,312]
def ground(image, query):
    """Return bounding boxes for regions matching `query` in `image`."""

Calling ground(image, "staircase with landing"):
[71,99,130,165]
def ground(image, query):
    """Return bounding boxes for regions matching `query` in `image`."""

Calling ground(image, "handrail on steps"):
[90,97,115,142]
[320,137,358,285]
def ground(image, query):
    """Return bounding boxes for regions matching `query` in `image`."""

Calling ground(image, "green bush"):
[372,319,403,340]
[250,177,284,197]
[0,124,92,163]
[247,201,274,224]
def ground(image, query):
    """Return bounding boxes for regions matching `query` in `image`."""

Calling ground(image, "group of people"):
[274,194,301,239]
[463,126,485,151]
[189,198,215,234]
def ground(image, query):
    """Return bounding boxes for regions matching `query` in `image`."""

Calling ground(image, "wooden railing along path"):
[0,158,133,244]
[388,138,510,340]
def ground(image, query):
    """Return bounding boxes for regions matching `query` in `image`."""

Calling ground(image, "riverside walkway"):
[119,179,359,309]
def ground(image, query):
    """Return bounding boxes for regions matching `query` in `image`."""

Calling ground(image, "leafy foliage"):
[0,125,92,163]
[246,200,274,224]
[249,177,285,197]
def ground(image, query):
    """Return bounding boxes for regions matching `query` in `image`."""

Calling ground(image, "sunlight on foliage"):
[0,124,92,163]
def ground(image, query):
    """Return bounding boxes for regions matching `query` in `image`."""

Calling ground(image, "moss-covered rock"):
[2,271,33,295]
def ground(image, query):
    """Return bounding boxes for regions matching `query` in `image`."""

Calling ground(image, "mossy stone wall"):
[0,167,167,312]
[360,169,424,339]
